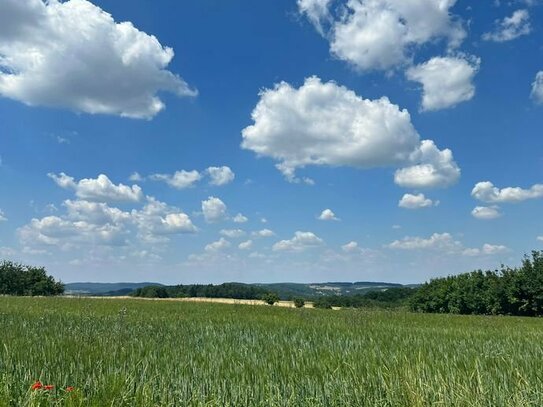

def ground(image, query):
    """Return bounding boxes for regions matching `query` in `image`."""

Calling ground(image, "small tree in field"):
[262,293,280,305]
[293,298,305,308]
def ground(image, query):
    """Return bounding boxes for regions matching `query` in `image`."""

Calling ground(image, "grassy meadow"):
[1,296,543,406]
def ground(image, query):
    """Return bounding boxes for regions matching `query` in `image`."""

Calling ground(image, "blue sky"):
[0,0,542,284]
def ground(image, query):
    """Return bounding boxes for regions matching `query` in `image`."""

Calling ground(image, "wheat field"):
[1,296,543,406]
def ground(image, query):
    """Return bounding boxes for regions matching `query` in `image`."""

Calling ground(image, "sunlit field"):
[1,297,543,406]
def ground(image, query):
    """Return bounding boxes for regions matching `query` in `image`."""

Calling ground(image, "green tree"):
[293,298,305,308]
[262,293,280,305]
[0,261,64,296]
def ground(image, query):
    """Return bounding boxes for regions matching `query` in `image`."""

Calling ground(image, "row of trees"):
[0,261,64,296]
[409,251,543,316]
[131,282,275,300]
[313,287,417,309]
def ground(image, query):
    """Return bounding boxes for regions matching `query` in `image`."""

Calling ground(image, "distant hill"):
[66,281,412,299]
[65,282,163,295]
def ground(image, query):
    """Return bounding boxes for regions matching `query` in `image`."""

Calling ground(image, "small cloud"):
[252,229,275,238]
[220,229,246,238]
[341,241,359,252]
[204,237,231,252]
[273,231,324,252]
[206,166,235,186]
[482,9,531,42]
[238,240,253,250]
[201,196,228,223]
[318,208,340,221]
[129,172,144,182]
[398,193,437,209]
[149,170,202,189]
[233,213,248,223]
[471,206,502,220]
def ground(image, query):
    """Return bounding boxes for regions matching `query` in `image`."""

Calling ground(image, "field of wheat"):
[1,296,543,406]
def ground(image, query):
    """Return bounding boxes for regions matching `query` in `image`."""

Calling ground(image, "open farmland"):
[1,297,543,406]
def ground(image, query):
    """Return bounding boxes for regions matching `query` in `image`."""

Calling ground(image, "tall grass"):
[1,296,543,406]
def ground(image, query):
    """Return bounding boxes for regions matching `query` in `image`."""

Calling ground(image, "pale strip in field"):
[64,295,338,309]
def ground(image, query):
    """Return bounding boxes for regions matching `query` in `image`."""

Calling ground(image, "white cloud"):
[471,206,502,220]
[406,55,480,111]
[297,0,332,35]
[483,9,531,42]
[19,215,128,248]
[48,173,143,202]
[0,209,7,222]
[0,0,196,119]
[233,213,248,223]
[531,72,543,104]
[398,193,437,209]
[299,0,465,71]
[318,208,340,221]
[272,231,324,252]
[131,197,197,238]
[238,240,253,250]
[481,243,508,255]
[388,232,508,257]
[129,172,144,182]
[204,237,231,252]
[471,181,543,203]
[537,236,543,242]
[463,244,509,256]
[206,166,235,186]
[220,229,246,238]
[393,140,460,189]
[388,232,461,251]
[64,199,131,225]
[149,170,202,189]
[252,229,275,238]
[201,196,227,223]
[242,76,459,187]
[19,196,197,251]
[341,241,359,252]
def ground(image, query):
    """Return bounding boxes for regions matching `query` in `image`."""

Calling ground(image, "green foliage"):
[293,297,305,308]
[312,287,418,309]
[0,260,64,296]
[261,292,280,305]
[410,251,543,316]
[131,282,274,300]
[2,297,543,405]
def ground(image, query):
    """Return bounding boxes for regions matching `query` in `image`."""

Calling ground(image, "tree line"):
[313,287,416,309]
[0,261,64,296]
[409,251,543,316]
[131,282,274,300]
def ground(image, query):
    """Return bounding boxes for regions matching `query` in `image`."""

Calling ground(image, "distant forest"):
[131,283,273,300]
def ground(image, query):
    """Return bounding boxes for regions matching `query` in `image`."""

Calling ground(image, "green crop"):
[1,296,543,406]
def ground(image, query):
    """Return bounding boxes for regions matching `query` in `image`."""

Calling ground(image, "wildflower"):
[44,385,54,391]
[65,386,75,392]
[31,381,43,390]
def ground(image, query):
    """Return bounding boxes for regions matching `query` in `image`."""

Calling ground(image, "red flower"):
[65,386,75,392]
[31,381,43,390]
[43,385,54,391]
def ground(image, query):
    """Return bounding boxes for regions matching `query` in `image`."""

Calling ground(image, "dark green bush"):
[0,261,64,296]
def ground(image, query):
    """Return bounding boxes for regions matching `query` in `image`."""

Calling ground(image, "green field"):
[1,297,543,406]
